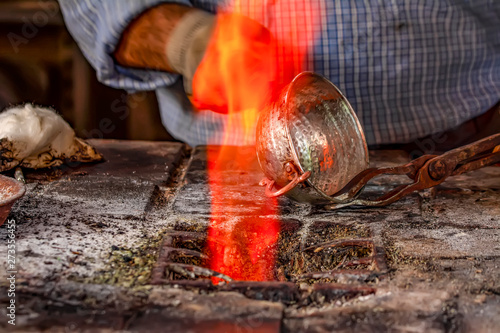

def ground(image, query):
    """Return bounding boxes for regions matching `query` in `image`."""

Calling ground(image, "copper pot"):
[256,72,369,203]
[0,174,25,226]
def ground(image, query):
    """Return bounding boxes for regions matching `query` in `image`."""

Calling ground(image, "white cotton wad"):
[0,103,103,171]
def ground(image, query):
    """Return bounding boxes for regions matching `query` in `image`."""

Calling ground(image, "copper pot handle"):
[259,162,311,197]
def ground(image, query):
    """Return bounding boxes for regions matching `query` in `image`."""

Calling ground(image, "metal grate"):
[151,222,387,305]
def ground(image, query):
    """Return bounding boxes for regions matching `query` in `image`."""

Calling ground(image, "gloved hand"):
[166,12,277,114]
[166,10,216,97]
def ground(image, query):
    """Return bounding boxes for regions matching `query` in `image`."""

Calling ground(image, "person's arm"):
[112,4,277,113]
[113,3,216,96]
[59,0,275,113]
[57,0,197,91]
[114,4,192,73]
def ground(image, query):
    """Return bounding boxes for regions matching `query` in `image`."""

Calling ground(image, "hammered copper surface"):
[256,72,368,203]
[256,86,295,188]
[287,73,368,197]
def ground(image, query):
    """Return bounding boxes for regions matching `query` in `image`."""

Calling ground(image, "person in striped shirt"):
[58,0,499,152]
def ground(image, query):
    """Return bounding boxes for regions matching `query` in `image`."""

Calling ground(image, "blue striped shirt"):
[58,0,500,147]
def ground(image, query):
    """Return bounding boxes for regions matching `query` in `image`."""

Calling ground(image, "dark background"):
[0,0,173,141]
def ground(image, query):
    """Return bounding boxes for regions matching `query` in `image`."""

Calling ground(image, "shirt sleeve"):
[58,0,196,92]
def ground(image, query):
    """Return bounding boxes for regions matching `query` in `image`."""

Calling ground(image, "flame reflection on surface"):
[207,147,280,281]
[201,1,317,282]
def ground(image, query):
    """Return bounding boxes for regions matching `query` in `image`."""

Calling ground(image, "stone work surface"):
[0,141,498,332]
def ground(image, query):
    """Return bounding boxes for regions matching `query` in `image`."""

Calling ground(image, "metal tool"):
[324,133,500,209]
[257,72,500,208]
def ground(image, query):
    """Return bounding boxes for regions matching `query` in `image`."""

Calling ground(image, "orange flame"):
[207,148,280,281]
[199,0,317,282]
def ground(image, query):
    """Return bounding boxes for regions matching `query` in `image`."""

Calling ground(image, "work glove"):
[166,10,215,97]
[166,11,278,114]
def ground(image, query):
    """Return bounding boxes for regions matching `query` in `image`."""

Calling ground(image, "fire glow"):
[199,0,317,281]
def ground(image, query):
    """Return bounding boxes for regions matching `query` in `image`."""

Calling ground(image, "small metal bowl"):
[256,72,369,203]
[0,174,25,226]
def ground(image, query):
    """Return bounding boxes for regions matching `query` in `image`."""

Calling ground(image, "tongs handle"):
[327,133,500,209]
[329,154,435,200]
[445,133,500,176]
[259,162,311,197]
[419,132,500,183]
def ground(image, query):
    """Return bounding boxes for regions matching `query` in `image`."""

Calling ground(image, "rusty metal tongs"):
[325,133,500,209]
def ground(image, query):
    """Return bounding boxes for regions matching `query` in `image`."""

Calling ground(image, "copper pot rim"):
[281,71,369,198]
